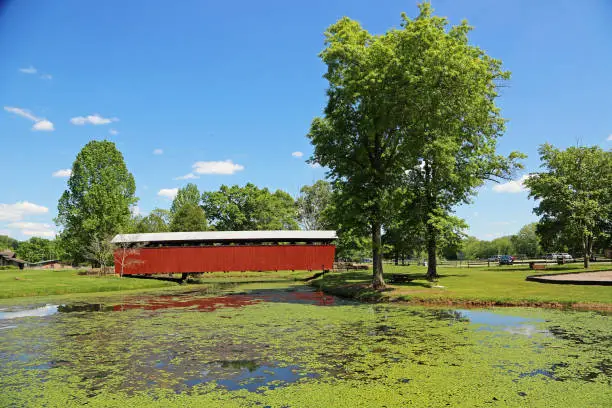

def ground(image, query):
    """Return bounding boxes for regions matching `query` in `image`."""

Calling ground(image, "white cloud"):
[70,114,118,126]
[292,151,304,158]
[175,173,199,180]
[153,148,163,155]
[19,66,37,74]
[607,134,612,142]
[7,222,56,238]
[52,169,72,178]
[492,175,530,193]
[5,106,39,121]
[40,74,52,80]
[158,188,178,199]
[4,106,54,131]
[192,160,244,175]
[109,128,118,135]
[32,119,54,131]
[0,202,49,222]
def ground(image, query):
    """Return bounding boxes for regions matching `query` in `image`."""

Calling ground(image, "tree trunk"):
[583,235,592,269]
[426,224,438,281]
[371,221,385,289]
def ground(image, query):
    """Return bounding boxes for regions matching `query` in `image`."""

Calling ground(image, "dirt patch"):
[527,271,612,286]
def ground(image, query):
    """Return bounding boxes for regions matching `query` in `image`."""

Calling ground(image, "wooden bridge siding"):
[114,244,336,275]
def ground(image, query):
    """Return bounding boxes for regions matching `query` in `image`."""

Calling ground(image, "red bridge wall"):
[114,245,336,275]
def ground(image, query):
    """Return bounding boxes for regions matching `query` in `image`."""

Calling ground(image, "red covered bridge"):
[111,230,337,278]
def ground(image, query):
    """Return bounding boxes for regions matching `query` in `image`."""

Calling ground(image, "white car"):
[558,253,573,260]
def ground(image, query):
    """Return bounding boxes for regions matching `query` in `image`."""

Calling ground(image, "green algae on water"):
[0,284,610,407]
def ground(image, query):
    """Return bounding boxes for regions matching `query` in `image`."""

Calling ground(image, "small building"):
[0,251,26,270]
[111,230,337,277]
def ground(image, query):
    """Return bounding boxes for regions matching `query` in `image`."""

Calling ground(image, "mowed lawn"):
[0,269,317,301]
[315,263,612,308]
[0,269,177,300]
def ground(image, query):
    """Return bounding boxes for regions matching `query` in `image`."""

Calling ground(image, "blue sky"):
[1,0,610,241]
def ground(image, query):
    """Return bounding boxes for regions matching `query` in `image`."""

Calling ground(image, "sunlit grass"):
[314,263,612,307]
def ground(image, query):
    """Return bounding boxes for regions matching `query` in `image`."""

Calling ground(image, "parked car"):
[558,253,573,261]
[488,255,502,262]
[545,253,560,260]
[499,255,514,265]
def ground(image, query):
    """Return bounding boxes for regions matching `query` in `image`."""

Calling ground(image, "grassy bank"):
[312,263,612,309]
[0,269,317,302]
[0,269,179,300]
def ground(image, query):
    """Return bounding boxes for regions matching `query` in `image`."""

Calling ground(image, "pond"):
[0,283,610,407]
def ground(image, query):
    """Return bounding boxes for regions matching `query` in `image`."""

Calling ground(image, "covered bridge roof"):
[111,230,337,244]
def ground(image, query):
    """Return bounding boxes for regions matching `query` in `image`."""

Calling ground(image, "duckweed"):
[0,283,610,407]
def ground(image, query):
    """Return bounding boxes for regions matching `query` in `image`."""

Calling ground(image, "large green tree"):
[396,5,523,280]
[136,209,171,233]
[170,183,201,215]
[56,140,137,263]
[0,235,19,251]
[15,237,61,263]
[297,180,333,230]
[525,144,611,268]
[511,223,541,258]
[169,203,208,232]
[201,183,298,231]
[309,3,522,286]
[168,184,208,232]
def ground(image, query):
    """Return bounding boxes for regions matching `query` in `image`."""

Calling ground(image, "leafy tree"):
[169,203,208,232]
[490,236,515,257]
[137,209,171,233]
[0,235,19,251]
[394,4,523,281]
[297,180,333,230]
[15,237,61,263]
[525,144,611,268]
[56,140,137,263]
[201,183,298,230]
[84,234,114,274]
[308,14,419,288]
[170,183,201,215]
[308,3,523,286]
[511,223,541,258]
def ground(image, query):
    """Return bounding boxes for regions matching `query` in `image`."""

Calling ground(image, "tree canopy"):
[56,140,137,263]
[15,237,62,263]
[170,183,201,215]
[0,235,19,251]
[169,203,208,232]
[309,3,522,286]
[136,209,171,233]
[297,180,333,230]
[168,184,208,232]
[525,144,611,267]
[201,183,298,231]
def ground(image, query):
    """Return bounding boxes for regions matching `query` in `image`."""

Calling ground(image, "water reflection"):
[0,305,58,320]
[183,361,315,392]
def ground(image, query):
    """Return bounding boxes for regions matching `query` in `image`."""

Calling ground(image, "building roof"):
[0,251,26,264]
[111,230,337,244]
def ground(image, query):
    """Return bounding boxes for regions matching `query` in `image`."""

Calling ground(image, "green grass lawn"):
[314,263,612,308]
[0,268,317,302]
[0,269,179,300]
